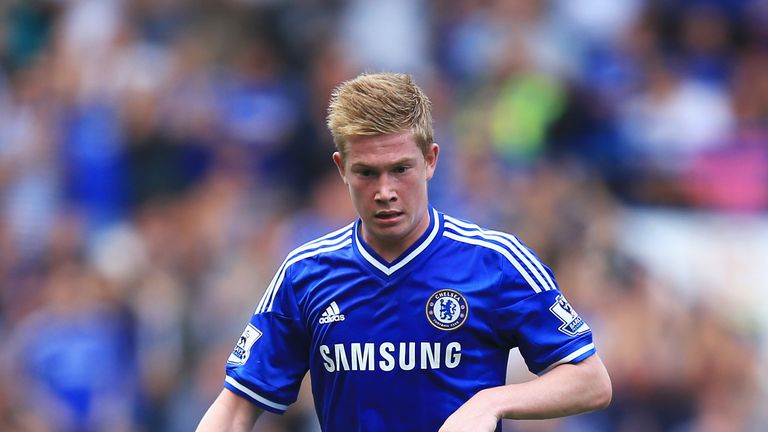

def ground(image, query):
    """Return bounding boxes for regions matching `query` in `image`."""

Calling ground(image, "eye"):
[357,169,374,177]
[393,165,409,174]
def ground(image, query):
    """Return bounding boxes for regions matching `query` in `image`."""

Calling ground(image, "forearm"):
[196,389,263,432]
[487,354,612,420]
[440,354,611,432]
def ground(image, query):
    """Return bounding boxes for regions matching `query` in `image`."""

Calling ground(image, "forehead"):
[345,132,422,165]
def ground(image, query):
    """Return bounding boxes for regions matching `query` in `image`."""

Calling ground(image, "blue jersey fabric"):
[224,208,595,431]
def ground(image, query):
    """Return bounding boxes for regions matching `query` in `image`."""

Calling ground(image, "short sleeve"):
[224,264,309,413]
[496,267,595,376]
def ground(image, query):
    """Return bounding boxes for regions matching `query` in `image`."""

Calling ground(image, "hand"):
[439,389,501,432]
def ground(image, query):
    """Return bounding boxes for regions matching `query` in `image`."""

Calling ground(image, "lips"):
[375,211,402,220]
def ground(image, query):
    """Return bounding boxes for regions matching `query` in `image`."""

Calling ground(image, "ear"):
[332,152,347,184]
[425,143,439,181]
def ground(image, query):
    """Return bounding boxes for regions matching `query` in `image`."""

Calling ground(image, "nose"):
[374,174,397,203]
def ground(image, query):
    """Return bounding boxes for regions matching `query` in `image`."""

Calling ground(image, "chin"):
[371,225,408,242]
[372,226,404,238]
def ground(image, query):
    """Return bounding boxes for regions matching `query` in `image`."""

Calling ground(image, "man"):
[197,72,611,432]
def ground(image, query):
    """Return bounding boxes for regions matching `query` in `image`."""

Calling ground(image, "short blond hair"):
[326,72,434,160]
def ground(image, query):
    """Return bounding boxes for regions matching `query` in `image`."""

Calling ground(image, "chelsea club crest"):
[426,289,468,330]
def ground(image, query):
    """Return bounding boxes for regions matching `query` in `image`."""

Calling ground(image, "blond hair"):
[326,72,434,160]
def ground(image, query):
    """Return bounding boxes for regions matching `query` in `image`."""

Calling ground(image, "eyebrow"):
[350,157,415,170]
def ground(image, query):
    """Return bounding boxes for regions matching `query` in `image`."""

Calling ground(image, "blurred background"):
[0,0,766,431]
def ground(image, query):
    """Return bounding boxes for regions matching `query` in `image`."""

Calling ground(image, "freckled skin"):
[333,132,439,262]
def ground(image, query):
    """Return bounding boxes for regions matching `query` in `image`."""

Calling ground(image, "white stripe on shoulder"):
[284,222,355,263]
[472,226,557,291]
[262,238,352,313]
[255,224,353,314]
[225,376,289,411]
[301,222,355,249]
[255,228,353,314]
[539,343,595,375]
[443,217,555,291]
[443,231,542,293]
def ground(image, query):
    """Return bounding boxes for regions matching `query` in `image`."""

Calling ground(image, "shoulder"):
[255,223,356,314]
[440,213,557,293]
[281,222,356,270]
[441,214,524,255]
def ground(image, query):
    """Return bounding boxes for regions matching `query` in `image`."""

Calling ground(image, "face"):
[333,132,439,259]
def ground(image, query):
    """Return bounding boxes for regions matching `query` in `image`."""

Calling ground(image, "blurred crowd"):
[0,0,766,431]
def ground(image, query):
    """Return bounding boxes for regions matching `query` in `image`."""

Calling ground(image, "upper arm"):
[196,388,264,432]
[496,274,595,375]
[543,353,612,410]
[224,264,310,413]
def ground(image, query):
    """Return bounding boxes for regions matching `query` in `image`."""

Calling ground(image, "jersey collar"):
[354,207,441,277]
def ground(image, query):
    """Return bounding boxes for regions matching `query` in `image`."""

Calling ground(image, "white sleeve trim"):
[539,343,595,375]
[225,376,289,411]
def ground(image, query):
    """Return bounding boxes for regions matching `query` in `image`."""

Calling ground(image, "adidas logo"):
[319,301,345,324]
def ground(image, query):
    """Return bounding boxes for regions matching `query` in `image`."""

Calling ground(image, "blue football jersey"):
[224,208,595,432]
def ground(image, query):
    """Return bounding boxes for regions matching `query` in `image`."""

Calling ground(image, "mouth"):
[374,211,403,221]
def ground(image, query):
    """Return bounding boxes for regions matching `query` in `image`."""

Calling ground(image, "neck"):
[361,208,432,263]
[368,239,410,263]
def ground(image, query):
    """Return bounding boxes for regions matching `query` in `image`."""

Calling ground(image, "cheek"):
[406,176,427,196]
[347,183,368,203]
